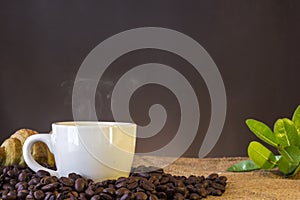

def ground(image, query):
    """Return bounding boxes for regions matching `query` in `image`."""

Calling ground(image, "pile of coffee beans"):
[0,165,227,199]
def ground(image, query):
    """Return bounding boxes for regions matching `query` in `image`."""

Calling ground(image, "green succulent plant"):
[228,105,300,176]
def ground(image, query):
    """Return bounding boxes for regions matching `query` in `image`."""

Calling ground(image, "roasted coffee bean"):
[156,184,168,192]
[41,176,57,184]
[190,192,201,200]
[116,177,127,184]
[115,180,127,188]
[7,170,16,178]
[25,194,34,200]
[160,176,169,184]
[173,192,185,200]
[68,173,81,180]
[36,170,50,178]
[100,192,113,200]
[211,182,225,192]
[141,180,155,191]
[17,189,29,199]
[197,187,208,197]
[85,187,95,197]
[120,191,134,200]
[207,173,219,180]
[156,191,167,199]
[41,182,59,191]
[34,183,46,190]
[149,193,159,200]
[94,186,104,194]
[103,187,115,195]
[44,192,56,200]
[211,189,223,196]
[116,187,130,196]
[33,190,45,200]
[90,194,100,200]
[56,193,65,200]
[215,176,227,186]
[59,177,74,187]
[126,181,138,190]
[28,178,40,185]
[59,186,72,192]
[202,180,211,188]
[5,191,17,200]
[18,172,28,182]
[15,182,28,191]
[135,191,147,200]
[174,186,186,194]
[165,188,175,198]
[75,178,87,192]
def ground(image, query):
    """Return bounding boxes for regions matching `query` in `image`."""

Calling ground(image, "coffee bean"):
[211,182,225,192]
[135,191,147,200]
[149,193,159,200]
[160,176,169,184]
[18,172,28,182]
[116,187,130,196]
[41,182,59,191]
[156,191,167,199]
[140,180,155,191]
[207,173,219,180]
[197,187,208,197]
[17,189,29,199]
[68,173,81,180]
[15,182,28,191]
[174,186,186,194]
[173,192,185,200]
[120,191,134,200]
[90,194,100,200]
[126,181,138,190]
[33,190,45,200]
[75,178,87,192]
[34,182,46,190]
[44,192,56,200]
[28,178,40,185]
[25,194,34,200]
[59,177,74,187]
[103,187,115,195]
[41,176,57,184]
[211,189,223,196]
[7,170,16,178]
[100,192,113,200]
[94,186,104,194]
[59,186,72,192]
[156,184,168,192]
[116,180,127,188]
[5,191,17,200]
[190,193,201,200]
[85,187,95,197]
[36,170,50,178]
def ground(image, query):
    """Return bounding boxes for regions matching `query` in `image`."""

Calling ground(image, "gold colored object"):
[0,129,55,167]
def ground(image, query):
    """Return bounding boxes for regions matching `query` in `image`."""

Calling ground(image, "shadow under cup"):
[24,121,137,182]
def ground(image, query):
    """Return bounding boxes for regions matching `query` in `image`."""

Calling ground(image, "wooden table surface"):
[133,156,300,200]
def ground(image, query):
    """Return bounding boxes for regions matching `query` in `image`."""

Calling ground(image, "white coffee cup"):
[23,121,137,181]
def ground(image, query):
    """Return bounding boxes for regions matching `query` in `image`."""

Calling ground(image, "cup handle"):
[23,134,58,177]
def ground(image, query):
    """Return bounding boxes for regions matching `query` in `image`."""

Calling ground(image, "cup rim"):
[53,121,136,127]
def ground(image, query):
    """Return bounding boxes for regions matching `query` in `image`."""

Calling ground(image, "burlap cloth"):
[133,156,300,200]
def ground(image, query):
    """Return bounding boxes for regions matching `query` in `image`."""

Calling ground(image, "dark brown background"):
[1,1,300,157]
